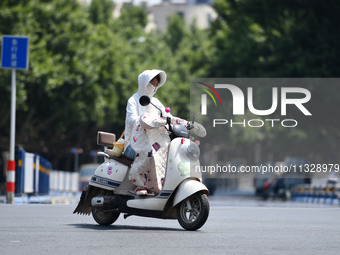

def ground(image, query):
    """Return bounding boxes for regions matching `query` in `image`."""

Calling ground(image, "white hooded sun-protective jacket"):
[125,69,168,147]
[124,69,186,193]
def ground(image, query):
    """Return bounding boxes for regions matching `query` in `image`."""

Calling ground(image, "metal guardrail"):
[291,184,340,204]
[15,147,51,195]
[5,147,79,197]
[49,170,79,193]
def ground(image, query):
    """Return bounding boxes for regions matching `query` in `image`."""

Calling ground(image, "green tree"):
[0,0,204,171]
[164,14,188,53]
[112,3,148,40]
[208,0,340,163]
[210,0,340,77]
[89,0,114,24]
[0,0,133,169]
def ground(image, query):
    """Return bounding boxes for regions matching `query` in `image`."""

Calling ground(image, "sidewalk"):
[0,192,81,205]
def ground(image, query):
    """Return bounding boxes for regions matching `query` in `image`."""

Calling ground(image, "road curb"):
[0,192,80,205]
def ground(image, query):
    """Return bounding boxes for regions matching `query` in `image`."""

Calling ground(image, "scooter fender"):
[173,179,209,207]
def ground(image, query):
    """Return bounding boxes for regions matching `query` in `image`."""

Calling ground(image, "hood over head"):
[137,69,167,97]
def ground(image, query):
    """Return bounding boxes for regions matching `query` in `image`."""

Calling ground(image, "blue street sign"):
[1,36,29,70]
[71,148,84,154]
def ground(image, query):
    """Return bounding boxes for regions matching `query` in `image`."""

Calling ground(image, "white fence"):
[50,170,79,193]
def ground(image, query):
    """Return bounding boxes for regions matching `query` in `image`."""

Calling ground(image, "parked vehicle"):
[74,96,210,231]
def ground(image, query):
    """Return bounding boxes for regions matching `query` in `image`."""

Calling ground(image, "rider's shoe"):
[136,188,148,196]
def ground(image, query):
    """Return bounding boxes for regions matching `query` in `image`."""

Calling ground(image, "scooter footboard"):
[172,179,209,207]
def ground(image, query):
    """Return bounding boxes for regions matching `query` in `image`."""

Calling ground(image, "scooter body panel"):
[89,160,128,190]
[162,138,202,192]
[126,193,170,211]
[172,179,209,207]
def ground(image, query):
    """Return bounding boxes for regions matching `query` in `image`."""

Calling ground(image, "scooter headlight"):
[185,141,200,161]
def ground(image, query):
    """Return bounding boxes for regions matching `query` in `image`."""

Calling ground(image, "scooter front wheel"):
[91,207,120,226]
[177,191,209,231]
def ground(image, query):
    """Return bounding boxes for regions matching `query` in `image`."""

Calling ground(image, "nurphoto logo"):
[195,80,312,128]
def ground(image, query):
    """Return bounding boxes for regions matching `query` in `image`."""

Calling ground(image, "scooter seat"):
[105,149,133,167]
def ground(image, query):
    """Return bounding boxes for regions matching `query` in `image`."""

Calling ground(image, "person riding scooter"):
[124,69,187,195]
[73,78,210,230]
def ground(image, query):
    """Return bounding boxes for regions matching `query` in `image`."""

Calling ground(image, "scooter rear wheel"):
[91,207,120,226]
[177,191,209,231]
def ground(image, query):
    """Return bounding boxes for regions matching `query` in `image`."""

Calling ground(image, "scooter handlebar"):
[166,117,173,133]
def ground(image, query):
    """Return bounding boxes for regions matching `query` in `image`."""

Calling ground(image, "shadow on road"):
[68,223,183,232]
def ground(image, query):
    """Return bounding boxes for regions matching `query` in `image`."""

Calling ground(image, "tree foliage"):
[89,0,114,24]
[210,0,340,77]
[0,0,338,170]
[207,0,340,163]
[0,0,209,169]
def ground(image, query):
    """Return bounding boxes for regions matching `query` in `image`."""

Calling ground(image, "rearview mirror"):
[139,95,151,106]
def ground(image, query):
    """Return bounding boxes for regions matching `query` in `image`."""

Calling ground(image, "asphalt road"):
[0,196,339,255]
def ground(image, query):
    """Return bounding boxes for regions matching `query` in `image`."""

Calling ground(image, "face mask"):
[145,83,157,97]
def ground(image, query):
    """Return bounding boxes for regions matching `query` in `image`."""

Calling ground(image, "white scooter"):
[74,96,209,231]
